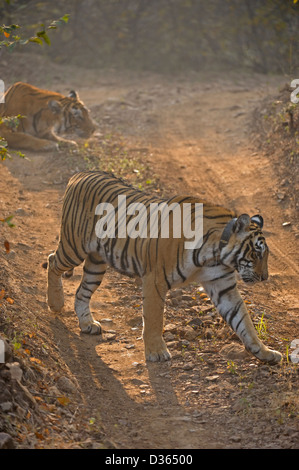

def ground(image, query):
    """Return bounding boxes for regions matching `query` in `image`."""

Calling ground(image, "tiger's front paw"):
[146,349,171,362]
[262,349,282,365]
[145,342,171,362]
[48,298,64,313]
[58,139,78,150]
[79,319,102,335]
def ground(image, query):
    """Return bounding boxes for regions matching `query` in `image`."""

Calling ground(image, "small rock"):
[132,362,142,367]
[131,378,145,386]
[0,433,14,449]
[206,375,219,381]
[230,435,241,443]
[276,192,285,201]
[182,363,194,371]
[167,341,181,351]
[164,331,175,342]
[183,326,199,341]
[164,323,178,334]
[0,401,13,412]
[220,343,249,360]
[48,385,61,397]
[15,208,28,216]
[187,318,203,329]
[106,332,117,341]
[204,328,213,339]
[6,362,23,381]
[57,376,77,394]
[127,316,142,327]
[169,289,183,298]
[15,405,26,419]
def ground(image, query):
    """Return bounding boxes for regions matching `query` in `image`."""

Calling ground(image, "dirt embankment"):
[0,57,298,449]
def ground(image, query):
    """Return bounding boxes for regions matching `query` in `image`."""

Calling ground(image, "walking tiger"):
[46,170,282,364]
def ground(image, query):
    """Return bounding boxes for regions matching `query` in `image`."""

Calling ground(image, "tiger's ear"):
[68,90,79,100]
[234,214,251,233]
[251,214,264,229]
[48,100,62,114]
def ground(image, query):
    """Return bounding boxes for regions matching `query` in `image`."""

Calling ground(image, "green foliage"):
[0,116,25,160]
[0,114,24,130]
[0,14,69,50]
[255,313,268,340]
[0,139,25,161]
[0,215,15,228]
[227,360,237,374]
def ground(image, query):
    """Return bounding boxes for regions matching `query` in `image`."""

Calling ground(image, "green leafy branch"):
[0,14,69,50]
[0,114,24,130]
[0,215,15,228]
[0,115,25,161]
[0,137,25,161]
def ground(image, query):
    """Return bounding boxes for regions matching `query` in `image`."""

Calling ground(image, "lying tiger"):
[0,82,95,151]
[46,170,282,365]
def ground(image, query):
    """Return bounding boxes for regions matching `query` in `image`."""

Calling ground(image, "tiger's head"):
[49,90,95,139]
[220,214,269,284]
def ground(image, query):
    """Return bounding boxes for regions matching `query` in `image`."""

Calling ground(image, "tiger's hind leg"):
[75,253,107,335]
[47,252,77,312]
[1,129,59,152]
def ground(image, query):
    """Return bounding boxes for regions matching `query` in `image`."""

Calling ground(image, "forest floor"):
[0,53,298,450]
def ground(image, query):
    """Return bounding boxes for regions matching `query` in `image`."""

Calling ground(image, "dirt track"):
[1,65,298,449]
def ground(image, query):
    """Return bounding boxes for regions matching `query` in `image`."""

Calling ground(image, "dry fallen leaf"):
[30,357,43,364]
[57,395,70,406]
[4,240,10,253]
